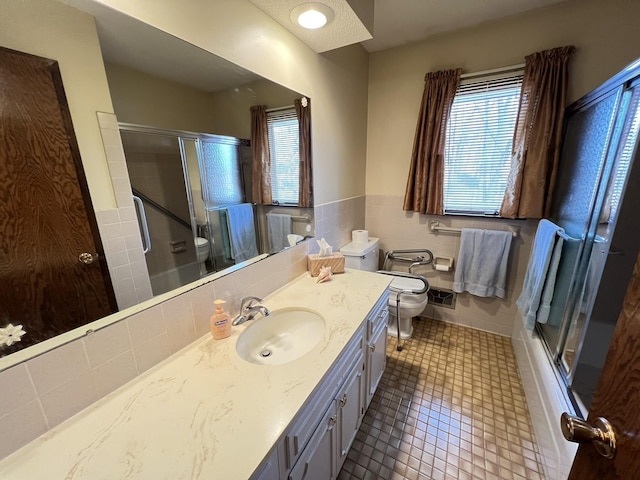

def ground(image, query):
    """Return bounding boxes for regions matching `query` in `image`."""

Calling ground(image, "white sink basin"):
[235,308,325,365]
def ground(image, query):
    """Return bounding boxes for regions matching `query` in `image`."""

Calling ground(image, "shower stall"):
[537,62,640,415]
[512,59,640,479]
[119,125,254,296]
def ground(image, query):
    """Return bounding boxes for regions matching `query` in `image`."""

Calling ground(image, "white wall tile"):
[0,364,37,418]
[0,401,48,459]
[27,341,90,396]
[133,332,171,373]
[92,351,138,398]
[162,295,196,353]
[39,373,98,428]
[127,305,166,346]
[83,321,132,368]
[96,111,118,130]
[189,284,216,337]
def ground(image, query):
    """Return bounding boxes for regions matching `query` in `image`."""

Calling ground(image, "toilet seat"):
[387,275,430,339]
[389,276,429,305]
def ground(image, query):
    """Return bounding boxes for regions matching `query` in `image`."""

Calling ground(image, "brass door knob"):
[561,412,616,459]
[78,253,98,265]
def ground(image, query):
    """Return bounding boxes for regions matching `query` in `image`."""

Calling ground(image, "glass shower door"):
[120,129,200,295]
[539,86,623,359]
[561,84,640,411]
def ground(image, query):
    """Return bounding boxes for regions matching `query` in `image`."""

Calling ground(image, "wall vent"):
[428,288,457,309]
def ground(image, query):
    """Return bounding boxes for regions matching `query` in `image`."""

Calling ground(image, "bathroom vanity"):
[0,270,391,480]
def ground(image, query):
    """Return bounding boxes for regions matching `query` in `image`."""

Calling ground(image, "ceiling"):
[67,0,261,93]
[251,0,571,53]
[363,0,570,52]
[68,0,573,91]
[249,0,374,53]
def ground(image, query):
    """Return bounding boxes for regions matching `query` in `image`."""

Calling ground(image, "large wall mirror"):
[0,0,314,366]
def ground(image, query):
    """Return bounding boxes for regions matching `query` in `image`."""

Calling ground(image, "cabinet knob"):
[369,344,375,352]
[328,415,337,427]
[340,394,348,408]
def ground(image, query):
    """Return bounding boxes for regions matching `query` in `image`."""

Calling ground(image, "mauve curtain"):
[250,105,272,204]
[295,97,313,207]
[403,68,462,215]
[500,46,576,219]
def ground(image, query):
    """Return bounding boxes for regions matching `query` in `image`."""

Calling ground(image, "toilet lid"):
[195,237,209,247]
[389,276,428,294]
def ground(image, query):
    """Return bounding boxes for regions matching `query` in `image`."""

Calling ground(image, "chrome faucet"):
[232,296,271,326]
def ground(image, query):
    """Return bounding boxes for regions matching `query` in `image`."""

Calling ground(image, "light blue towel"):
[453,228,513,298]
[266,213,292,253]
[516,219,565,329]
[536,235,564,325]
[225,204,259,263]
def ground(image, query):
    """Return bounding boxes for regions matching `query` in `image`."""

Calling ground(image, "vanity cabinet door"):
[251,447,280,480]
[288,402,338,480]
[336,361,365,470]
[366,322,387,408]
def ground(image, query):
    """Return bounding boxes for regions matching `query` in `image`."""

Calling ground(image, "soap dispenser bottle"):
[210,299,231,340]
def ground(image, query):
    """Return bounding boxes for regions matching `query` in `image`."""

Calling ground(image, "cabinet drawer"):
[285,325,365,469]
[366,290,389,340]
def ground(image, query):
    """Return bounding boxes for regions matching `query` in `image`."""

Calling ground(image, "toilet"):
[340,238,429,339]
[195,237,210,275]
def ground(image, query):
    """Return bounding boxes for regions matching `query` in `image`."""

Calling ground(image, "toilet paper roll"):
[435,264,450,272]
[352,230,369,244]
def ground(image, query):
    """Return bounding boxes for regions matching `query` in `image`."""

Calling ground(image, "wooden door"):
[0,47,116,354]
[568,250,640,477]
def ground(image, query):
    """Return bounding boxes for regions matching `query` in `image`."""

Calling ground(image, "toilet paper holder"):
[433,256,454,272]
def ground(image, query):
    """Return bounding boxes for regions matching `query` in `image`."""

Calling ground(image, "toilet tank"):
[340,238,380,272]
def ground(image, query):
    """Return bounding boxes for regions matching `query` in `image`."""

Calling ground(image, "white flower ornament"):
[0,324,26,347]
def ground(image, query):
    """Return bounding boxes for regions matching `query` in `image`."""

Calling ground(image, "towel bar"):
[429,220,519,238]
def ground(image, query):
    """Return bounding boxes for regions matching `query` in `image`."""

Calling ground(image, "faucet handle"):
[240,297,262,308]
[241,296,263,310]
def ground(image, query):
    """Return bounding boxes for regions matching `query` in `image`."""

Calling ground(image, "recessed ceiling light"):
[290,3,335,30]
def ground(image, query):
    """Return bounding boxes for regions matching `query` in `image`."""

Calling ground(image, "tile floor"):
[339,318,544,480]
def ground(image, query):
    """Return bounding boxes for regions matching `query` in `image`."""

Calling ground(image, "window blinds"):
[267,109,300,205]
[444,72,523,215]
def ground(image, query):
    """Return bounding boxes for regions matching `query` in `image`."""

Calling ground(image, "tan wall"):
[105,63,215,133]
[81,0,370,205]
[366,0,640,196]
[209,79,301,140]
[2,0,116,209]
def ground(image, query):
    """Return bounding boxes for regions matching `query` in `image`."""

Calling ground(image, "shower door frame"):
[537,63,640,416]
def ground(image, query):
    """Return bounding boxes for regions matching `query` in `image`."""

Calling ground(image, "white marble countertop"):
[0,269,391,480]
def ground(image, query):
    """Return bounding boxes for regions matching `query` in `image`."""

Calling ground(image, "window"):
[444,71,523,215]
[267,108,300,205]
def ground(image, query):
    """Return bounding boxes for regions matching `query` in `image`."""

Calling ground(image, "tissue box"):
[307,253,345,276]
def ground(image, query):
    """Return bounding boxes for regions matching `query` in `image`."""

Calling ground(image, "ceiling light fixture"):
[290,3,335,30]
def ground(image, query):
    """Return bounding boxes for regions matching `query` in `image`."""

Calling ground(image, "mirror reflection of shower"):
[119,125,314,297]
[121,128,204,296]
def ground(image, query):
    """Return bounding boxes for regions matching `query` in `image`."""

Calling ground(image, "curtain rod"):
[266,105,294,113]
[461,63,525,80]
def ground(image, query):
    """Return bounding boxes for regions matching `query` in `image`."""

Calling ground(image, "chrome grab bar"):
[133,195,151,254]
[375,270,429,352]
[383,249,434,273]
[376,270,429,294]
